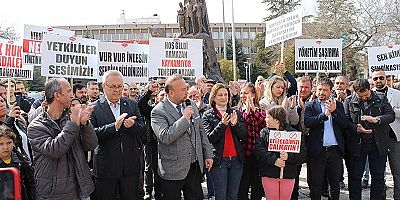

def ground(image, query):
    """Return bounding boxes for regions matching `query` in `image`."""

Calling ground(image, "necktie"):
[176,104,183,116]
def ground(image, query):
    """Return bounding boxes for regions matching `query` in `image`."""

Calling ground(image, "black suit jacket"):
[304,99,348,158]
[90,95,145,178]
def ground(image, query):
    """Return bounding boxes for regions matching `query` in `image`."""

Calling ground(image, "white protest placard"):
[23,24,74,67]
[0,39,33,80]
[295,39,343,73]
[98,42,149,83]
[268,130,302,153]
[265,9,302,47]
[368,45,400,76]
[148,37,203,78]
[41,34,99,79]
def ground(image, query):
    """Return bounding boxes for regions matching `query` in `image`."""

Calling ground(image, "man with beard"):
[304,77,348,200]
[73,83,88,104]
[343,78,395,200]
[87,81,100,103]
[371,69,400,200]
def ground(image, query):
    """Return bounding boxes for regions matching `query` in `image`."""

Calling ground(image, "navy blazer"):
[304,99,348,158]
[90,95,146,178]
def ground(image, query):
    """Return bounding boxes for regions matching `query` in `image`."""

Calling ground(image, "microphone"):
[185,99,193,121]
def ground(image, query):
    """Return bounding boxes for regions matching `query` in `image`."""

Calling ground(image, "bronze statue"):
[193,0,207,33]
[177,2,186,34]
[185,0,195,34]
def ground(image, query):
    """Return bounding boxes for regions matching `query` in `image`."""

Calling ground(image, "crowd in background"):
[0,62,400,200]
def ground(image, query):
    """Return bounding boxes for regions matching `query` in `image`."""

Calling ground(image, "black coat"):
[90,96,146,178]
[254,125,306,179]
[0,149,35,200]
[304,99,349,158]
[343,91,395,156]
[202,107,247,167]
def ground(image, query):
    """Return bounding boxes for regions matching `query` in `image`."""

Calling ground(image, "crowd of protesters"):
[0,63,400,200]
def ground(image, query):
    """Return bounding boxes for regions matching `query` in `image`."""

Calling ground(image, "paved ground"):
[201,163,395,200]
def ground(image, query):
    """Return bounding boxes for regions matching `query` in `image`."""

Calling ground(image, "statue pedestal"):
[180,33,224,83]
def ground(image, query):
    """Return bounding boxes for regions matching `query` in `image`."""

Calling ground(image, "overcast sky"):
[1,0,316,36]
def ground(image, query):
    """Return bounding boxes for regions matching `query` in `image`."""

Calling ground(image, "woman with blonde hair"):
[202,83,248,200]
[260,75,299,126]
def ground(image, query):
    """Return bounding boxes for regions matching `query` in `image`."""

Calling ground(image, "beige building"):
[57,22,266,60]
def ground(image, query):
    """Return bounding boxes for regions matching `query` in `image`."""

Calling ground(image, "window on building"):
[212,32,219,39]
[235,32,241,39]
[166,32,173,38]
[242,32,249,39]
[142,33,149,39]
[250,32,256,40]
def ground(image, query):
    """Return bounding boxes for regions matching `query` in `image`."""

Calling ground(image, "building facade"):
[57,23,266,60]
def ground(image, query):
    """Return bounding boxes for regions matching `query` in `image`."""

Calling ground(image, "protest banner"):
[41,34,99,79]
[148,37,203,78]
[268,130,302,153]
[265,9,302,48]
[268,130,302,179]
[0,39,33,80]
[98,41,149,83]
[295,39,343,73]
[23,24,74,67]
[368,44,400,76]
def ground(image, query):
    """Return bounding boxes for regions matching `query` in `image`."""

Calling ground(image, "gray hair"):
[102,70,123,83]
[45,78,63,104]
[165,74,183,94]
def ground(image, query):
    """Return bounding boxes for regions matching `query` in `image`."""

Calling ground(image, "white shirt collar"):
[105,95,120,107]
[167,96,180,108]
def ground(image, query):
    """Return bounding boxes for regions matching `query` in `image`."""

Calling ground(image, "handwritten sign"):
[268,130,302,153]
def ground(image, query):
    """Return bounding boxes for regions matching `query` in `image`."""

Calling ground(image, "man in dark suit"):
[151,74,214,200]
[90,70,146,200]
[304,77,349,200]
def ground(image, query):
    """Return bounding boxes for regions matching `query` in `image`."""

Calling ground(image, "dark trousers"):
[160,161,203,200]
[144,136,162,199]
[348,142,387,200]
[238,155,264,200]
[291,164,303,200]
[308,146,342,200]
[95,174,139,200]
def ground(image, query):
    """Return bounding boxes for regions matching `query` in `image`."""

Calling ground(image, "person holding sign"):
[254,105,306,200]
[304,77,348,200]
[202,83,247,200]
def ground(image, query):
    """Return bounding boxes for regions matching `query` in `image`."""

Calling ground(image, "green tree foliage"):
[28,66,46,92]
[219,59,240,82]
[226,38,247,80]
[262,0,301,21]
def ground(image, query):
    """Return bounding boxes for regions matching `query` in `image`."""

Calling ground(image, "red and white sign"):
[148,37,203,78]
[98,41,149,83]
[23,24,74,67]
[268,131,302,153]
[41,34,99,79]
[368,44,400,76]
[0,39,33,79]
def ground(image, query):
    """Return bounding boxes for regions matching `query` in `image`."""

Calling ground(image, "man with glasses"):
[372,69,400,200]
[343,78,395,200]
[90,70,146,200]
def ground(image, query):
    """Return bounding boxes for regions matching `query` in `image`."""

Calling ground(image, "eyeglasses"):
[105,84,123,90]
[372,76,385,81]
[130,88,138,90]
